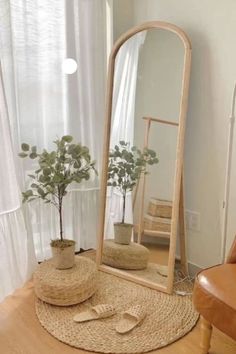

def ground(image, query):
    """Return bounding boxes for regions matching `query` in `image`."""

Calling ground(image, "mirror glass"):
[102,28,185,288]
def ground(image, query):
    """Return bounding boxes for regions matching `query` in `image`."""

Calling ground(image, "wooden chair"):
[193,236,236,353]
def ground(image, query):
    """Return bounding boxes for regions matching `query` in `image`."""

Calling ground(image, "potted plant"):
[19,135,97,269]
[107,141,158,245]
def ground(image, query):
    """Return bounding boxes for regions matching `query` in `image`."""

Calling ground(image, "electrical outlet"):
[185,210,200,232]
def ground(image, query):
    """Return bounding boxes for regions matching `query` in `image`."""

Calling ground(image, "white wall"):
[113,0,236,268]
[226,120,236,254]
[113,0,134,40]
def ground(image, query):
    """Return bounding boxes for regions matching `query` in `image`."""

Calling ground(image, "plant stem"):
[58,187,63,241]
[122,193,126,224]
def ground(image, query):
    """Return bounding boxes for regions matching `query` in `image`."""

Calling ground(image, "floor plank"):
[1,246,236,354]
[0,281,236,354]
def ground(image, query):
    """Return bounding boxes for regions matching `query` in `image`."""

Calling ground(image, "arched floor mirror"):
[97,21,191,294]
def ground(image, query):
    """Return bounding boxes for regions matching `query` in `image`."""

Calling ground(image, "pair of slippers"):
[73,304,146,334]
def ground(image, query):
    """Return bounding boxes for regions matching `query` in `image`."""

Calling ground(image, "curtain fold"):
[104,32,146,238]
[0,209,37,302]
[0,64,37,302]
[0,0,107,299]
[0,63,20,215]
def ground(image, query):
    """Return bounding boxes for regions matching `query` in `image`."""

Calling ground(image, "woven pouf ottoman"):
[102,239,150,270]
[34,256,97,306]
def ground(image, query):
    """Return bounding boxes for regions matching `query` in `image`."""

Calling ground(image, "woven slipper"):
[73,304,116,323]
[116,305,146,334]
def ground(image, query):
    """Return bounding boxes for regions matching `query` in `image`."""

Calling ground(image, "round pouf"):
[34,256,97,306]
[102,239,149,270]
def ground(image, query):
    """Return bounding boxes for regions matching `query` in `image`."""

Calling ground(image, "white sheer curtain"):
[0,0,106,300]
[0,65,37,302]
[105,32,146,238]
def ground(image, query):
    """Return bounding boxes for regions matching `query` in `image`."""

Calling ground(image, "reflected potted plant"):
[107,141,158,245]
[19,135,97,269]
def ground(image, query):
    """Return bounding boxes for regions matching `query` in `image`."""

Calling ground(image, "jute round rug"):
[35,271,198,354]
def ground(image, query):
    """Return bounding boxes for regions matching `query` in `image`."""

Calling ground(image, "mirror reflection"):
[102,28,185,288]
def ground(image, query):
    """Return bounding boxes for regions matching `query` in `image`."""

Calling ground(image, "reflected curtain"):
[0,0,106,299]
[105,32,146,238]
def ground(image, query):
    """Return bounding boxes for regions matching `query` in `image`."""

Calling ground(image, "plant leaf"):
[29,153,37,159]
[43,168,51,176]
[37,187,45,196]
[21,143,30,151]
[18,152,28,158]
[62,135,73,143]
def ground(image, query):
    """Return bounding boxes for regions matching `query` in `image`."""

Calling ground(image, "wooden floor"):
[0,247,236,354]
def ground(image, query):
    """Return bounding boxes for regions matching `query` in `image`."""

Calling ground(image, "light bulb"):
[62,58,77,74]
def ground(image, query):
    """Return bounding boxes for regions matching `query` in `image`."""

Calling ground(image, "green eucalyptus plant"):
[19,135,97,245]
[107,141,159,224]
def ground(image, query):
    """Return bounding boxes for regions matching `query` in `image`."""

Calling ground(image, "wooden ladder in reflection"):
[133,116,188,275]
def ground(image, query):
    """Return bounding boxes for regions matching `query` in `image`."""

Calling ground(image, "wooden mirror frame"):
[96,21,191,294]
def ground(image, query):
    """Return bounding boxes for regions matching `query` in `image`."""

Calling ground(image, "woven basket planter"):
[144,214,171,233]
[114,223,133,245]
[147,198,172,219]
[34,256,98,306]
[51,241,75,269]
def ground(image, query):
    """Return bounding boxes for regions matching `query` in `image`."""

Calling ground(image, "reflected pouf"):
[102,239,149,270]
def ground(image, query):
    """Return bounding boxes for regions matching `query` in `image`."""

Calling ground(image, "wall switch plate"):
[185,210,200,232]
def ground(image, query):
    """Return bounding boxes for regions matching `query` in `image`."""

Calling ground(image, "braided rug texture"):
[35,271,198,354]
